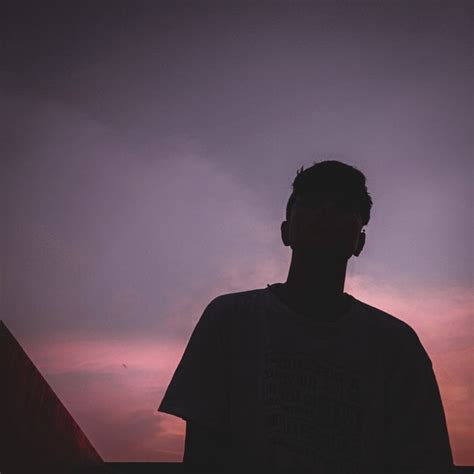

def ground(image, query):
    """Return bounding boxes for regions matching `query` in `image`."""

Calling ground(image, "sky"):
[1,0,472,465]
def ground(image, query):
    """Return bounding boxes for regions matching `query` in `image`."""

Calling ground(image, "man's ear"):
[354,230,366,257]
[281,221,291,247]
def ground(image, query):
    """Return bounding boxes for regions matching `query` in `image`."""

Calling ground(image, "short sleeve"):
[157,296,230,434]
[383,327,454,472]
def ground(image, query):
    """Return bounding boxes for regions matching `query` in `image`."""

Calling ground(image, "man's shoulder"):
[354,298,432,367]
[353,297,419,340]
[201,288,266,330]
[209,287,266,308]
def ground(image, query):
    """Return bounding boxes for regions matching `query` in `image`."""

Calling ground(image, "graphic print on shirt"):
[263,350,364,474]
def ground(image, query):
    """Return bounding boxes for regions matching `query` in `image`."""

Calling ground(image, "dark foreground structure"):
[1,320,472,474]
[0,320,102,472]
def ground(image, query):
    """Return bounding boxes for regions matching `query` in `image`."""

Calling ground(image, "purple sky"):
[1,0,472,464]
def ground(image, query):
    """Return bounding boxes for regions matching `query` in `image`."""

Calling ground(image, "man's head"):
[281,160,373,261]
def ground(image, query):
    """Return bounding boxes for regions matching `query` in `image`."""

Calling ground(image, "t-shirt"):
[157,283,453,473]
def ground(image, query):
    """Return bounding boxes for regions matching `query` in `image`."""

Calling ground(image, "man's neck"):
[280,250,349,320]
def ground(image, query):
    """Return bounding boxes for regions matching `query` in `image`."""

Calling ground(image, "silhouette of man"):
[158,160,453,473]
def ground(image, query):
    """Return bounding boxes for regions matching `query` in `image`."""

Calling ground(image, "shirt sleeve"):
[157,296,230,434]
[383,326,454,473]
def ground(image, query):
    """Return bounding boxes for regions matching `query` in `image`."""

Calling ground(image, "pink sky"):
[1,0,471,466]
[18,271,473,465]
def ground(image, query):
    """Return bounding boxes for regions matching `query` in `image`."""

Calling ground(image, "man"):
[158,160,453,473]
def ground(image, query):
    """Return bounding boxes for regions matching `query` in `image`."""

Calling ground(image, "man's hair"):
[285,160,373,226]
